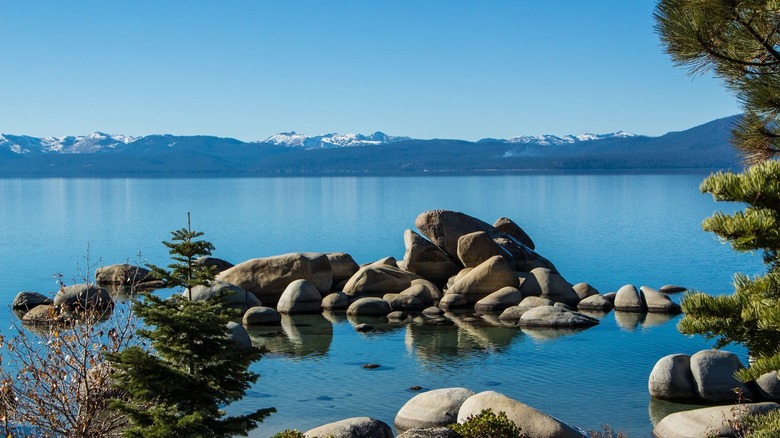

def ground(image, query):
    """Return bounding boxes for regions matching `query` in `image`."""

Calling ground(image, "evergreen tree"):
[107,215,274,437]
[656,1,780,434]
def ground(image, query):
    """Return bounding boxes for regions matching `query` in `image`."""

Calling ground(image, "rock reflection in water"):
[347,314,408,334]
[246,314,333,358]
[520,326,591,341]
[648,397,708,427]
[614,311,646,331]
[643,312,677,327]
[405,311,521,363]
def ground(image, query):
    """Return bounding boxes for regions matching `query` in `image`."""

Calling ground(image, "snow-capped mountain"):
[0,132,135,154]
[261,131,411,149]
[487,131,637,146]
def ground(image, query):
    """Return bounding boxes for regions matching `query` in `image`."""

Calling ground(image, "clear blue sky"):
[0,1,740,141]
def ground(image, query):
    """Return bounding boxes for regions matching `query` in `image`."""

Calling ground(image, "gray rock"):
[53,284,113,312]
[456,231,506,268]
[383,293,425,311]
[690,349,753,403]
[652,402,779,438]
[327,252,360,285]
[342,265,416,298]
[577,294,614,311]
[188,280,261,312]
[641,286,682,314]
[648,354,697,401]
[553,302,576,311]
[446,256,519,304]
[226,321,251,348]
[493,217,535,250]
[396,427,461,438]
[438,294,468,311]
[613,284,647,312]
[400,283,441,306]
[21,304,61,324]
[369,256,399,268]
[402,229,461,287]
[194,256,234,274]
[447,269,473,289]
[572,283,599,301]
[659,284,687,294]
[457,391,584,438]
[12,291,52,311]
[242,306,282,326]
[277,279,323,314]
[518,305,599,328]
[602,292,617,303]
[395,387,475,431]
[387,311,409,321]
[216,252,333,307]
[321,291,349,310]
[497,305,533,322]
[474,286,523,313]
[355,323,374,333]
[305,417,393,438]
[422,306,444,317]
[518,268,579,307]
[756,371,780,401]
[346,297,392,316]
[519,296,555,307]
[95,264,154,285]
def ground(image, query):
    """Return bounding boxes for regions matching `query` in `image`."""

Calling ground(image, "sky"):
[0,1,741,141]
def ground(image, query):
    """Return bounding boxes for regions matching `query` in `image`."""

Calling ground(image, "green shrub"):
[271,430,306,438]
[449,409,529,438]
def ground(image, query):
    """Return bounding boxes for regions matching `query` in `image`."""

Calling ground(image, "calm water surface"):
[0,174,763,436]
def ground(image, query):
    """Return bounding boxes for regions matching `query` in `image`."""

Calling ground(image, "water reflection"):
[615,311,646,331]
[520,326,591,341]
[643,312,677,328]
[404,312,521,363]
[347,314,408,334]
[246,314,333,358]
[648,397,708,427]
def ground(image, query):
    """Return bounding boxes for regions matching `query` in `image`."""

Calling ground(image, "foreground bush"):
[449,409,529,438]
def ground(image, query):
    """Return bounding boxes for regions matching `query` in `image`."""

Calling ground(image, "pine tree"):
[107,215,274,437]
[656,1,780,433]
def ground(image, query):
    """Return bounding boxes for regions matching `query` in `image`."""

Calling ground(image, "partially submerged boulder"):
[648,354,697,401]
[12,291,53,311]
[346,297,392,317]
[577,294,614,311]
[394,387,475,431]
[641,286,682,314]
[277,279,322,314]
[216,252,332,307]
[242,306,281,326]
[690,350,753,403]
[321,291,349,310]
[305,417,393,438]
[518,268,579,307]
[474,287,523,314]
[457,391,584,438]
[53,284,113,313]
[518,305,599,328]
[95,264,154,286]
[613,284,646,312]
[652,402,779,438]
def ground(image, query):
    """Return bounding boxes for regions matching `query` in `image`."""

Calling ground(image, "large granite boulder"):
[518,305,599,328]
[242,306,281,326]
[457,391,584,438]
[346,297,392,316]
[613,284,647,312]
[217,253,332,307]
[446,256,519,304]
[493,217,535,250]
[518,268,579,307]
[95,263,154,286]
[54,284,113,313]
[277,279,323,314]
[188,280,261,312]
[343,265,416,298]
[641,286,682,314]
[690,350,753,403]
[474,287,523,314]
[396,427,461,438]
[383,294,426,312]
[327,252,360,285]
[756,371,780,401]
[321,291,350,310]
[415,210,555,273]
[457,231,507,268]
[394,387,475,431]
[403,229,460,287]
[305,417,393,438]
[577,294,614,311]
[652,402,779,438]
[12,291,53,311]
[648,354,697,401]
[226,321,252,348]
[572,283,599,301]
[400,282,441,306]
[194,256,234,274]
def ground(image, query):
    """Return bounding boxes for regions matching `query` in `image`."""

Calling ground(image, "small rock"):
[242,306,282,326]
[438,294,467,311]
[519,305,599,328]
[12,291,53,311]
[572,283,599,301]
[410,386,423,391]
[388,311,409,321]
[355,323,374,333]
[474,286,523,314]
[577,294,614,311]
[321,291,349,310]
[346,297,392,316]
[422,306,444,317]
[659,284,687,294]
[362,363,381,369]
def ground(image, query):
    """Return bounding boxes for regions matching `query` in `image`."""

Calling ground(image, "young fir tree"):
[107,215,274,437]
[656,0,780,434]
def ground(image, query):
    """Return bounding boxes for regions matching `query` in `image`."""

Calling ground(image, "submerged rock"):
[518,305,599,328]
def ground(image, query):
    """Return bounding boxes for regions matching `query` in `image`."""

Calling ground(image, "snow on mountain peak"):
[263,131,409,149]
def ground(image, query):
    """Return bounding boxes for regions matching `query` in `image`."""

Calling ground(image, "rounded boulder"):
[394,387,475,431]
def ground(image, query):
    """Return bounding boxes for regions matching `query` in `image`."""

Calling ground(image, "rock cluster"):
[649,349,780,404]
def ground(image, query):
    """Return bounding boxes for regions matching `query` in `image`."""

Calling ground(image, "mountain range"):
[0,115,742,176]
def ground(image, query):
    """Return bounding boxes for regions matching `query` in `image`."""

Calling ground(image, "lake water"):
[0,173,763,436]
